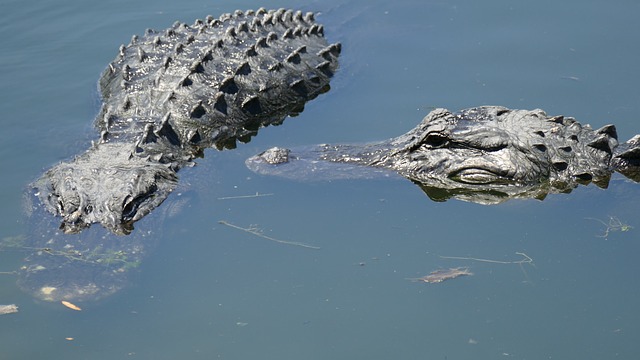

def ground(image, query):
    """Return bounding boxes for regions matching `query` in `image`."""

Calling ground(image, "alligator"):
[247,106,640,204]
[15,8,340,302]
[30,8,340,236]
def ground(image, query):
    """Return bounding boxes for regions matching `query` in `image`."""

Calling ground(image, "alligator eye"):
[423,133,449,148]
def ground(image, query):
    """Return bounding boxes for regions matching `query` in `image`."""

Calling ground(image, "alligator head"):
[248,106,639,204]
[32,143,178,235]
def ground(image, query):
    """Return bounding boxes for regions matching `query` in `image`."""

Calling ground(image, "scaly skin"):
[247,106,640,204]
[31,8,340,235]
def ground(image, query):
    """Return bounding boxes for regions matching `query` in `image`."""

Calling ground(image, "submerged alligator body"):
[18,8,340,302]
[247,106,640,204]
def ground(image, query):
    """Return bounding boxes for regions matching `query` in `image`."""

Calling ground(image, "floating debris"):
[586,216,633,239]
[440,252,533,265]
[217,192,274,200]
[61,300,82,311]
[0,304,18,315]
[218,220,320,250]
[408,267,473,284]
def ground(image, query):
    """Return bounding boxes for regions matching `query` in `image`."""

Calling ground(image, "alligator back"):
[98,8,340,150]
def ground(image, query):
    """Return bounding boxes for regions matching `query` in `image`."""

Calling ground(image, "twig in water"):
[440,252,535,282]
[217,192,274,200]
[440,252,533,265]
[218,220,320,250]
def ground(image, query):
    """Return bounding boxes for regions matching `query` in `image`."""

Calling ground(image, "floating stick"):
[218,220,320,250]
[440,252,534,282]
[439,252,533,265]
[217,192,274,200]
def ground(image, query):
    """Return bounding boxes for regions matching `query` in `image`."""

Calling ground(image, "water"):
[1,0,640,359]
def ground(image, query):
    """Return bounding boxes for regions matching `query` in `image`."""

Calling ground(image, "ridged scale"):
[98,8,340,156]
